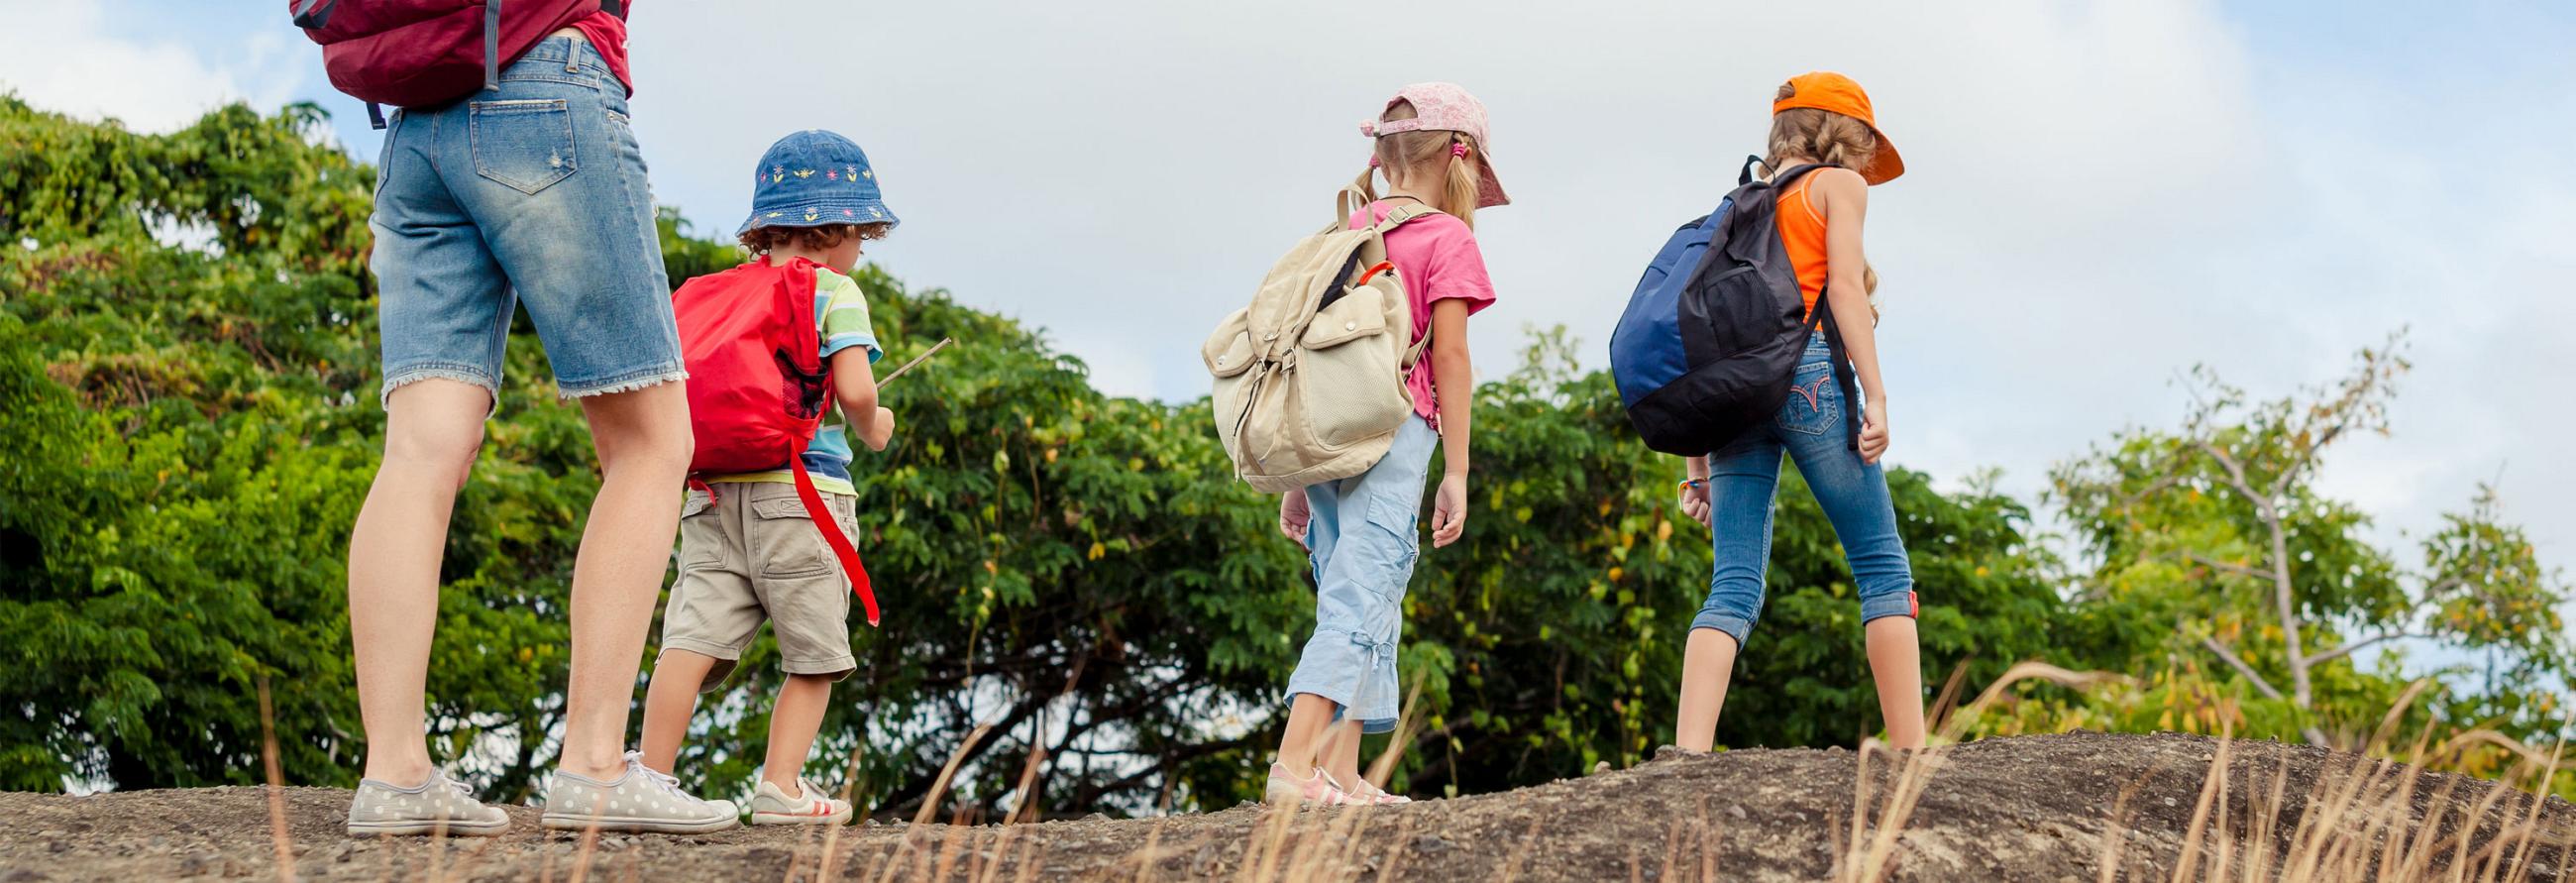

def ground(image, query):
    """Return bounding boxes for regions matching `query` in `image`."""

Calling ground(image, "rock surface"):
[1,732,2569,881]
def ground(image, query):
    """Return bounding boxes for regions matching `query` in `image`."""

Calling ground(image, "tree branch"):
[2200,635,2286,702]
[2196,441,2269,518]
[2184,553,2272,582]
[2302,632,2428,668]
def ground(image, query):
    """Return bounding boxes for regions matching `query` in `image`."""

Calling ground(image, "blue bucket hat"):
[736,129,900,237]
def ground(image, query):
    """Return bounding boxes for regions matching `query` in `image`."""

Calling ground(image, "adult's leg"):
[1675,434,1783,753]
[557,383,695,778]
[349,380,493,784]
[638,648,718,774]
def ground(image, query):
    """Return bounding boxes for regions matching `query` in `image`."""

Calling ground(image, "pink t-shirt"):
[1347,201,1495,431]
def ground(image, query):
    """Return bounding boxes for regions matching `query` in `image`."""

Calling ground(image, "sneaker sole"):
[749,808,853,826]
[345,818,510,837]
[538,814,739,834]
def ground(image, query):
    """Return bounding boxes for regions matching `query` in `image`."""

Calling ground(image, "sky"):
[3,0,2571,602]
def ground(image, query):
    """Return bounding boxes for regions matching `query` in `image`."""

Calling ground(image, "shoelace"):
[622,751,696,804]
[440,775,479,802]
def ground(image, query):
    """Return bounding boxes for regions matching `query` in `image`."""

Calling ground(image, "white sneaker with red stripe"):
[748,776,853,826]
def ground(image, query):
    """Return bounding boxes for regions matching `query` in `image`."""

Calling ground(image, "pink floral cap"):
[1359,82,1509,208]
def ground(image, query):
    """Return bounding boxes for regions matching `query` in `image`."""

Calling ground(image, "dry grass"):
[268,663,2566,882]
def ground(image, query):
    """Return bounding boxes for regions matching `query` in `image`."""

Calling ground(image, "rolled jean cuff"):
[1338,708,1398,735]
[1860,590,1918,624]
[1689,611,1754,647]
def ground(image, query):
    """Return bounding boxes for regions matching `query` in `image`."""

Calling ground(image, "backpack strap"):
[483,0,503,93]
[785,435,880,626]
[1812,292,1863,454]
[1328,193,1444,368]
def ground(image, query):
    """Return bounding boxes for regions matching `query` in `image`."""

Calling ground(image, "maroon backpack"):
[289,0,626,128]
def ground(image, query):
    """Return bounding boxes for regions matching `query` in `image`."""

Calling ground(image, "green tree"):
[2045,336,2572,747]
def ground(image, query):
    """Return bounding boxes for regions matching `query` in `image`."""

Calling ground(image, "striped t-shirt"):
[704,265,881,496]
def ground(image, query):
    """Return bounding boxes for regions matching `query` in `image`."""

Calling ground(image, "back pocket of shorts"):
[470,99,577,195]
[750,495,833,579]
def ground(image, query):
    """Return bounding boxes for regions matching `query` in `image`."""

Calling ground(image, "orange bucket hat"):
[1772,71,1903,184]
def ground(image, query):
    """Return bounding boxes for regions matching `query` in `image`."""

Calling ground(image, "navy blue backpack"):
[1609,157,1858,456]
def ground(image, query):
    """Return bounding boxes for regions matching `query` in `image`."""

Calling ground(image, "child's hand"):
[1278,492,1312,549]
[1677,479,1712,528]
[1431,474,1468,548]
[860,406,896,452]
[1858,401,1890,464]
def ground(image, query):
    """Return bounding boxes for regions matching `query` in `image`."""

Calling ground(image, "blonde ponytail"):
[1365,100,1481,229]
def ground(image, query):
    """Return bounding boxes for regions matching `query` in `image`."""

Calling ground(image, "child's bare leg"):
[1866,617,1926,749]
[558,383,695,779]
[1674,627,1741,753]
[763,673,837,795]
[1274,693,1342,778]
[639,650,718,773]
[349,380,490,785]
[1321,720,1365,787]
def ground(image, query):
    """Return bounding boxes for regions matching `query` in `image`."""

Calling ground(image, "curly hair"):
[1766,81,1879,173]
[737,222,893,256]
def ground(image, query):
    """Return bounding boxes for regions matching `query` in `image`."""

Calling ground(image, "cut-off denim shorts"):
[1693,333,1917,646]
[1283,414,1439,734]
[369,34,682,408]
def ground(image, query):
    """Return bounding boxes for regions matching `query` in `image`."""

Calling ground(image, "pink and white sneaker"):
[1342,779,1413,806]
[1263,763,1354,807]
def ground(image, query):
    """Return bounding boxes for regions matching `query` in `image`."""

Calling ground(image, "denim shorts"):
[1692,334,1917,646]
[368,34,682,406]
[1283,414,1439,734]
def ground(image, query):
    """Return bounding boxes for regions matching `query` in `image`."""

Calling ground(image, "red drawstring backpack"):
[673,258,877,625]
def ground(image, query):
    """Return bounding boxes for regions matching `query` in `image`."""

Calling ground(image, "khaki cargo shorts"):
[659,483,860,690]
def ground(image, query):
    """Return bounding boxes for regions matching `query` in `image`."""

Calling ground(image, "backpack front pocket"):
[470,99,577,196]
[1296,285,1409,450]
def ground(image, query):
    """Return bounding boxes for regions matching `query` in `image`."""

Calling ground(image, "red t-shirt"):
[569,10,632,95]
[1346,201,1496,432]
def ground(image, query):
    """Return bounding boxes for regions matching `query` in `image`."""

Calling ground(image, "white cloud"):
[7,0,2571,576]
[0,0,301,133]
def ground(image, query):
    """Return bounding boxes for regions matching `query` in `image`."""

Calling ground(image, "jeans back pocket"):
[1776,362,1840,437]
[470,99,577,196]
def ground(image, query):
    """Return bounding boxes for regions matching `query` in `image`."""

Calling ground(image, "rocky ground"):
[3,731,2571,881]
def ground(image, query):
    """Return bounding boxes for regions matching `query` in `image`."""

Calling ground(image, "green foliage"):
[2037,338,2573,758]
[4,97,2564,812]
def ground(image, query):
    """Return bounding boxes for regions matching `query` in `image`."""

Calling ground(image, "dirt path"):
[3,732,2570,881]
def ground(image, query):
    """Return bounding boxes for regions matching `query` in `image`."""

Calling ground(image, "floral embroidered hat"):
[737,129,900,237]
[1360,82,1509,208]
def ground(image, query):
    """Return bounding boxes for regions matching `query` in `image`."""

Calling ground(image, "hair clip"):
[1451,142,1469,158]
[1367,156,1381,168]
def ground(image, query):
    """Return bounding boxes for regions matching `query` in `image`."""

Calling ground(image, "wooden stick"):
[876,337,952,386]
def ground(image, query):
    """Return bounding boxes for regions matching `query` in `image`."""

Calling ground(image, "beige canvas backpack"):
[1206,188,1440,494]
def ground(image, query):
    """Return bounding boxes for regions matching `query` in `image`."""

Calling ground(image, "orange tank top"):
[1772,174,1829,320]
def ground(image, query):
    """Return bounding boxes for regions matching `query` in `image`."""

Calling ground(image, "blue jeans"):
[1284,415,1438,734]
[1693,334,1916,646]
[369,35,681,406]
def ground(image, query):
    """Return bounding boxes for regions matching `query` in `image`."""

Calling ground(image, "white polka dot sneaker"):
[748,776,853,826]
[345,768,510,836]
[539,752,739,834]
